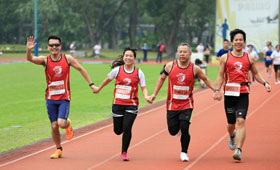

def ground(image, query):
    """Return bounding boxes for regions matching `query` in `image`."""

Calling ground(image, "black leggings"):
[113,113,137,153]
[168,120,190,153]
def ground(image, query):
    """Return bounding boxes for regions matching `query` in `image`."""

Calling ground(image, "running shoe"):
[180,152,189,162]
[228,130,236,150]
[233,148,242,160]
[121,152,129,161]
[50,149,63,159]
[65,119,73,140]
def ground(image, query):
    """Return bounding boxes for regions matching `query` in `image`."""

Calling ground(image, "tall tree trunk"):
[165,8,185,58]
[108,20,117,49]
[128,2,138,48]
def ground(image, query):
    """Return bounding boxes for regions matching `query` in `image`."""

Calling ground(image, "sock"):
[57,147,63,151]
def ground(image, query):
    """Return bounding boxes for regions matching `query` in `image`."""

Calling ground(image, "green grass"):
[0,62,218,153]
[0,49,165,61]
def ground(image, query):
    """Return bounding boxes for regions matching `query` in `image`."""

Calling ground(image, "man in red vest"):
[150,43,215,162]
[213,29,271,161]
[26,35,96,159]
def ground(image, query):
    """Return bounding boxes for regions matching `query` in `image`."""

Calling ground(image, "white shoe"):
[228,130,236,150]
[180,152,189,162]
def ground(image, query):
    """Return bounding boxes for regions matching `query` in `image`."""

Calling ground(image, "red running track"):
[0,63,279,170]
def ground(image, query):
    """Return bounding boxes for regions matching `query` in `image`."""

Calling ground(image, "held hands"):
[213,91,222,101]
[265,83,272,92]
[26,36,37,50]
[146,94,156,104]
[91,85,100,94]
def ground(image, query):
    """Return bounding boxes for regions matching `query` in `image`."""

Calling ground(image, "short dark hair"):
[178,42,192,52]
[230,29,246,42]
[48,35,61,43]
[223,39,229,42]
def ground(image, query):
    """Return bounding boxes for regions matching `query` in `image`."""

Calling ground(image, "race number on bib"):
[49,80,66,95]
[172,85,189,100]
[115,85,132,99]
[224,83,240,96]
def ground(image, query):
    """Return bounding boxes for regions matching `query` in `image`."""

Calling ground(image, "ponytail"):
[111,47,137,69]
[111,55,125,69]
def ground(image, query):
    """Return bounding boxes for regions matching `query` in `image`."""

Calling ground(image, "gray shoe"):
[228,130,236,150]
[233,148,242,160]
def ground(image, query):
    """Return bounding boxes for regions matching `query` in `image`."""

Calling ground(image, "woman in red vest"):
[93,48,151,161]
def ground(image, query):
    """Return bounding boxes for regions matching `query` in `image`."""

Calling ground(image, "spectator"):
[156,41,165,63]
[93,42,101,59]
[216,39,231,61]
[204,43,211,64]
[69,41,76,57]
[142,43,149,62]
[196,42,204,54]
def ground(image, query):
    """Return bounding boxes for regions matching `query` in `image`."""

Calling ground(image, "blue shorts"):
[46,100,70,123]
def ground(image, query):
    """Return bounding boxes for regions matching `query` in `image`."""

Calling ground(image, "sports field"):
[0,60,219,153]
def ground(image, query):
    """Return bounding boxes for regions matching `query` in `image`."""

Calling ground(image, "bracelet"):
[214,88,219,92]
[263,81,269,86]
[89,82,94,87]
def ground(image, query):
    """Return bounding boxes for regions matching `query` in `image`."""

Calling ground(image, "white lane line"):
[86,90,222,169]
[0,89,210,168]
[86,129,167,170]
[0,104,166,167]
[184,89,280,170]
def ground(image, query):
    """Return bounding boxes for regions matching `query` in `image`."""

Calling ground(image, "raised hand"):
[26,36,37,50]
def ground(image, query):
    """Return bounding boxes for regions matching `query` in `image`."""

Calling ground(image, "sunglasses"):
[48,43,61,47]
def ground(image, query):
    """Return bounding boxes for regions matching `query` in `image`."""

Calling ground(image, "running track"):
[0,63,279,170]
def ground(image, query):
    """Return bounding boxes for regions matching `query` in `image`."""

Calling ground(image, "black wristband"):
[89,82,94,86]
[263,81,268,86]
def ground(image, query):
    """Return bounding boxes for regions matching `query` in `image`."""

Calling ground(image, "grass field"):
[0,48,165,61]
[0,62,219,153]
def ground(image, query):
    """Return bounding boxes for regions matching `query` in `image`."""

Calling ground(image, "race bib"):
[115,85,132,99]
[49,80,65,95]
[173,85,189,100]
[224,83,240,96]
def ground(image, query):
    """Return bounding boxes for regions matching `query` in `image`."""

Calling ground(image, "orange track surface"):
[0,63,279,170]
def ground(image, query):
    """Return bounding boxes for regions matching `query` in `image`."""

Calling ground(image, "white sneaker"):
[228,130,236,150]
[180,152,189,162]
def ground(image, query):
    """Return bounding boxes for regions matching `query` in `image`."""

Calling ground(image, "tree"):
[144,0,188,58]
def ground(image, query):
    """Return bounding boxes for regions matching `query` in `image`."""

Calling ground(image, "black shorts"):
[274,64,280,72]
[112,104,138,117]
[224,93,249,124]
[265,62,272,68]
[167,109,193,128]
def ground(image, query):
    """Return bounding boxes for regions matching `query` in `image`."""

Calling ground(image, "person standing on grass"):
[93,42,101,59]
[93,47,151,161]
[26,35,96,159]
[149,43,216,162]
[213,29,271,161]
